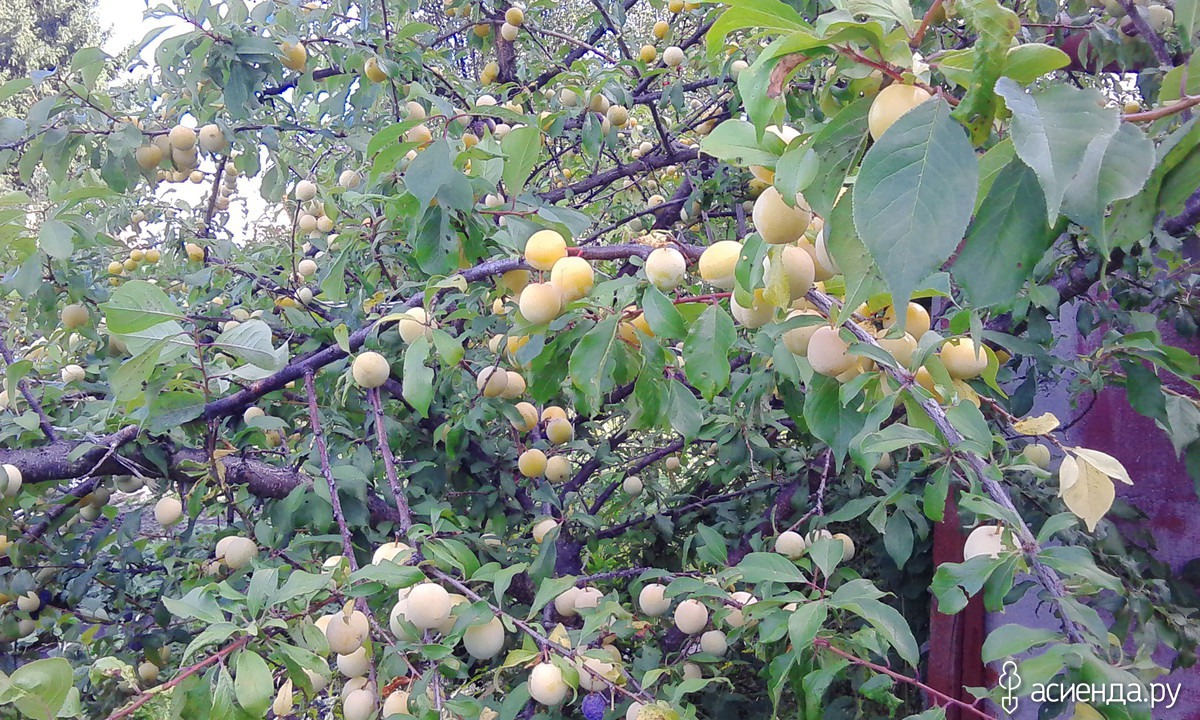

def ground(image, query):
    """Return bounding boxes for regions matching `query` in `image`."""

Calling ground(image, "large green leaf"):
[852,99,978,308]
[37,219,74,260]
[233,649,273,716]
[952,0,1019,144]
[569,315,621,415]
[212,319,287,371]
[804,96,871,220]
[10,658,74,720]
[699,120,780,168]
[1060,122,1155,232]
[953,159,1058,307]
[501,124,541,198]
[403,335,435,418]
[994,78,1119,223]
[101,279,185,334]
[682,304,736,400]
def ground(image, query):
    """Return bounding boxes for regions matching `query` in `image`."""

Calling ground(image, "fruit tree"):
[1,0,1200,717]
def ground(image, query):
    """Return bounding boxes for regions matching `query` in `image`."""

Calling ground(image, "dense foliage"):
[1,0,1200,717]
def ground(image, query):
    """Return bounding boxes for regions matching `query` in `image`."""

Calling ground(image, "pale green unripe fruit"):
[532,518,559,543]
[1022,443,1051,470]
[338,646,371,677]
[372,541,413,565]
[663,46,685,67]
[398,307,434,343]
[554,587,581,617]
[339,169,361,189]
[154,496,183,526]
[382,690,411,716]
[1,464,22,497]
[343,688,377,720]
[700,629,727,656]
[645,247,687,290]
[528,662,567,705]
[726,591,756,628]
[297,258,318,277]
[351,351,391,388]
[405,583,452,630]
[574,586,603,611]
[623,475,643,495]
[137,661,160,684]
[198,124,227,154]
[463,616,506,658]
[638,583,670,616]
[17,592,41,612]
[774,530,806,559]
[61,364,85,383]
[272,679,295,716]
[295,180,318,201]
[673,598,708,634]
[577,656,616,692]
[682,662,702,680]
[833,532,856,561]
[477,366,509,398]
[964,525,1009,560]
[545,455,571,483]
[326,609,370,655]
[220,536,257,569]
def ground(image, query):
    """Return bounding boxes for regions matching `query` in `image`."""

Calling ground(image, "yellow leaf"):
[1070,448,1133,485]
[1012,412,1060,435]
[548,623,572,649]
[1061,457,1116,532]
[1058,454,1079,496]
[1072,702,1105,720]
[952,379,981,407]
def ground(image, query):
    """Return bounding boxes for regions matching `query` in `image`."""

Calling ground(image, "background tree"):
[0,0,1198,718]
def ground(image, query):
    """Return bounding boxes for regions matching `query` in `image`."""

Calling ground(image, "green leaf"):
[406,139,473,212]
[804,374,866,463]
[884,511,914,569]
[10,658,73,720]
[736,552,805,584]
[37,219,75,259]
[994,78,1120,223]
[981,624,1060,663]
[682,305,736,400]
[233,649,273,715]
[1177,0,1200,37]
[403,335,435,417]
[101,280,185,334]
[1060,121,1155,232]
[836,597,920,666]
[852,99,978,308]
[826,194,883,325]
[774,144,819,201]
[831,0,917,33]
[1003,44,1070,83]
[787,600,826,651]
[706,0,810,57]
[569,315,621,415]
[642,285,687,339]
[804,96,871,219]
[953,159,1058,307]
[699,120,779,168]
[951,0,1019,144]
[501,125,542,198]
[147,391,206,433]
[212,319,286,371]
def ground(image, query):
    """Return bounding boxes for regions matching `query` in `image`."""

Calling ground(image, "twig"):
[0,333,57,441]
[304,370,359,566]
[367,388,413,532]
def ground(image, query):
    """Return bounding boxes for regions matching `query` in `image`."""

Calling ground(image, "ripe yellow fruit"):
[61,303,89,329]
[135,145,163,170]
[464,616,506,658]
[663,45,685,67]
[807,326,856,377]
[529,662,567,705]
[607,105,630,127]
[883,302,931,339]
[645,247,687,290]
[477,366,509,398]
[405,583,452,630]
[505,6,525,25]
[774,530,806,559]
[327,609,370,654]
[964,525,1009,560]
[640,45,658,63]
[168,124,196,151]
[295,180,318,201]
[638,583,670,616]
[154,496,183,526]
[343,688,376,720]
[474,22,491,37]
[532,518,559,543]
[281,41,308,72]
[1022,443,1051,470]
[519,448,548,478]
[731,288,773,328]
[499,269,530,294]
[220,537,257,569]
[519,283,563,325]
[555,587,581,616]
[674,598,708,634]
[542,406,567,422]
[185,242,205,262]
[549,256,594,301]
[875,331,917,368]
[545,455,571,483]
[364,57,387,83]
[107,260,124,275]
[137,661,160,684]
[144,248,160,263]
[700,629,728,656]
[779,245,816,302]
[653,20,670,38]
[669,0,685,11]
[525,229,568,270]
[297,258,318,277]
[726,591,757,628]
[198,124,227,154]
[623,475,643,495]
[351,352,391,388]
[512,402,539,433]
[698,240,742,289]
[501,370,526,399]
[61,364,85,383]
[398,307,434,343]
[753,186,811,244]
[545,417,574,445]
[868,84,933,140]
[940,338,988,380]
